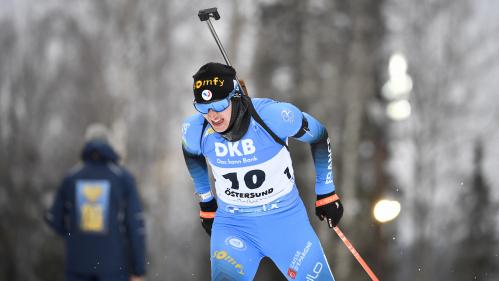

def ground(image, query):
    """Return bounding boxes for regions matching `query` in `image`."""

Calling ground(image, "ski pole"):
[198,7,249,96]
[198,7,233,67]
[333,226,380,281]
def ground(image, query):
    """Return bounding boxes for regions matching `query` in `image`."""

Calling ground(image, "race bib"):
[211,147,295,206]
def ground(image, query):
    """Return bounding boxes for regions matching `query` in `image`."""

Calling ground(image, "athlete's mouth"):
[211,119,224,126]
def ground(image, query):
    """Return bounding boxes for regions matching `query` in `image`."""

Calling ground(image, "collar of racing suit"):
[221,95,251,142]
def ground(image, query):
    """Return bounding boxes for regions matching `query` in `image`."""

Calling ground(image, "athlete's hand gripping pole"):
[333,226,380,281]
[198,7,249,96]
[315,192,344,228]
[199,198,217,236]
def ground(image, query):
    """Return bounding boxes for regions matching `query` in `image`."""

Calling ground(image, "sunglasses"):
[193,83,240,114]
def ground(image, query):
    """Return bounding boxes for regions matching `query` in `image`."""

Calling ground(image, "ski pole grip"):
[198,7,220,21]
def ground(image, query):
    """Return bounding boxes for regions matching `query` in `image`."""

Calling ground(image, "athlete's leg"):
[259,203,336,281]
[211,215,264,281]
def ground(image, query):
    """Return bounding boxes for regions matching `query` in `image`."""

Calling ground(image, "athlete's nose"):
[206,109,218,118]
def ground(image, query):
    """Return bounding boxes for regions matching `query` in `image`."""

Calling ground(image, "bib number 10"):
[222,167,292,190]
[223,170,266,190]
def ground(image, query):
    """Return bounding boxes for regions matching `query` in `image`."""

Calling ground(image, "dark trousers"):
[65,272,128,281]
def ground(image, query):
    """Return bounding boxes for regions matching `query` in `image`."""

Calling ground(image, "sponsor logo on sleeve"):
[281,109,294,123]
[182,123,191,146]
[182,123,191,135]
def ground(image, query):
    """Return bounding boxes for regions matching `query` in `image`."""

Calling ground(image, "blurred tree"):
[452,142,498,280]
[0,9,117,281]
[385,0,499,280]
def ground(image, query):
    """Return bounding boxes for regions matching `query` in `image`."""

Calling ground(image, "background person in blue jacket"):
[46,124,146,281]
[182,63,344,281]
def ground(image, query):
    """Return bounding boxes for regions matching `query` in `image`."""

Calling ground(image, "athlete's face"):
[204,102,232,132]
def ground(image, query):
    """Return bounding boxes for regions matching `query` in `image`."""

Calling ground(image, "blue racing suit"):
[182,98,336,281]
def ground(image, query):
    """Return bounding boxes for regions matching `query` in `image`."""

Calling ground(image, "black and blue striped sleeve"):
[293,112,336,195]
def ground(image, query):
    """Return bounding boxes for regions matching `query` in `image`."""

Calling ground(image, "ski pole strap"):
[315,194,340,207]
[199,211,216,219]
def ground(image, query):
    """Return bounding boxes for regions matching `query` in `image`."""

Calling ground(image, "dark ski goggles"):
[193,83,240,114]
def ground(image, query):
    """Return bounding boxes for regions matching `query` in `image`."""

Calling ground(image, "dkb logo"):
[215,139,256,157]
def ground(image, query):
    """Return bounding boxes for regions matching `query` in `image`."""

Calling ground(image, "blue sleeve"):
[182,115,213,201]
[294,112,336,195]
[256,99,303,139]
[182,114,204,155]
[122,171,146,276]
[256,99,336,195]
[45,178,69,236]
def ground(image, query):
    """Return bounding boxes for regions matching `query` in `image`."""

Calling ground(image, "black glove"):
[199,198,217,235]
[315,191,343,228]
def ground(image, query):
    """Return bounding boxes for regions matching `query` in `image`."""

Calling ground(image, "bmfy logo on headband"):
[194,77,225,89]
[201,90,213,101]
